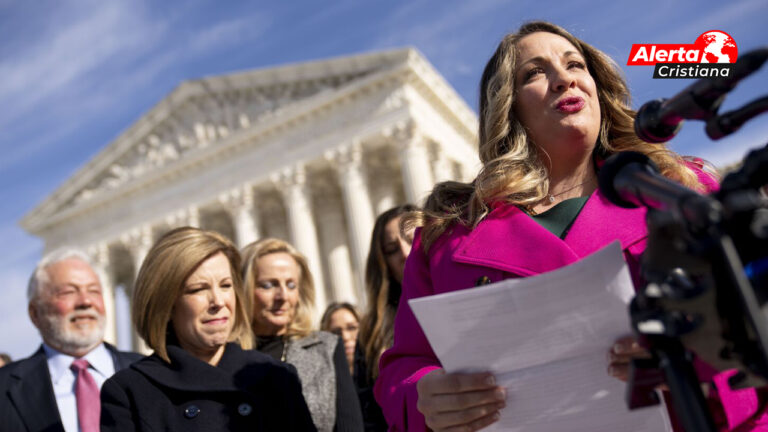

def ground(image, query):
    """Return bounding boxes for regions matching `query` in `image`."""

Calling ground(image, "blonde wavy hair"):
[240,238,315,340]
[415,21,702,251]
[132,227,253,363]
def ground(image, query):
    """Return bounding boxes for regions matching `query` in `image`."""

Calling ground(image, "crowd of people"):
[0,203,414,432]
[1,20,765,432]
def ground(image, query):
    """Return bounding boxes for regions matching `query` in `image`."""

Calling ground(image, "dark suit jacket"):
[100,343,317,432]
[0,343,141,432]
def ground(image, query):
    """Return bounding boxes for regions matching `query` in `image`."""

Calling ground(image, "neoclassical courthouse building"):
[21,48,479,352]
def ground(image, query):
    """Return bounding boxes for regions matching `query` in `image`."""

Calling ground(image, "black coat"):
[352,343,388,432]
[100,343,317,432]
[0,343,140,432]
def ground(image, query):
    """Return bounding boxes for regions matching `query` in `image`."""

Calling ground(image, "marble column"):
[431,145,454,184]
[366,147,400,214]
[124,226,153,355]
[459,161,476,182]
[165,206,200,228]
[273,166,327,318]
[326,143,375,304]
[221,184,260,247]
[128,226,152,280]
[392,122,434,206]
[315,188,357,305]
[89,243,117,345]
[186,206,200,228]
[259,193,290,242]
[374,188,397,216]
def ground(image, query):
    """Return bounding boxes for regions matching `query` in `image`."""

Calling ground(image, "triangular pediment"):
[65,68,371,206]
[22,48,431,232]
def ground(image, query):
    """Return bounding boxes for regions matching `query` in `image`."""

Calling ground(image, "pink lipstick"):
[204,317,228,325]
[556,96,585,113]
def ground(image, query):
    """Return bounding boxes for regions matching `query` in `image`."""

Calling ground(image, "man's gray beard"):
[38,308,106,354]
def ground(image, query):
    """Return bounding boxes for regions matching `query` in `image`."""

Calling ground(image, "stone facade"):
[20,48,479,352]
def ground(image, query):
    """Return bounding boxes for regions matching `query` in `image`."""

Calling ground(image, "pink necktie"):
[70,358,100,432]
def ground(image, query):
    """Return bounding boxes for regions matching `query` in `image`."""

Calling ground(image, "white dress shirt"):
[43,343,115,432]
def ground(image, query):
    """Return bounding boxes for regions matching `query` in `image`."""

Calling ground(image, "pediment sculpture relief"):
[68,73,367,208]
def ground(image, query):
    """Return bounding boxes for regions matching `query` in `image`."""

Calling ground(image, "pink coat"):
[375,167,768,431]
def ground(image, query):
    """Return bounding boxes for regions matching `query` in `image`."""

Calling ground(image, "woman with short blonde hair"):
[132,227,252,361]
[101,227,314,431]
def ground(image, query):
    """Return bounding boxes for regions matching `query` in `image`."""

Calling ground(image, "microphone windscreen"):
[598,151,656,208]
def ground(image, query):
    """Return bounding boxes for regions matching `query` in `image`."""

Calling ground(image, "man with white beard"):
[0,249,141,432]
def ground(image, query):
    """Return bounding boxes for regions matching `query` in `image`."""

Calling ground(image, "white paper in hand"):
[409,241,671,432]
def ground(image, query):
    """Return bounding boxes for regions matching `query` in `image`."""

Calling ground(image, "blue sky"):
[1,0,766,359]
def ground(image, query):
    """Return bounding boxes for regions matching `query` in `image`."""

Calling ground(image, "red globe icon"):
[695,30,738,63]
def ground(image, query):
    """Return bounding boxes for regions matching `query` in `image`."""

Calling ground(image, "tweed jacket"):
[0,343,140,432]
[100,342,316,432]
[285,331,342,432]
[375,167,768,431]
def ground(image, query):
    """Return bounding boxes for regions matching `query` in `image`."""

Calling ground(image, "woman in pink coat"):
[375,21,767,432]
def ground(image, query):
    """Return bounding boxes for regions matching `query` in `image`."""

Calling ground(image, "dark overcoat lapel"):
[5,347,64,432]
[131,344,268,393]
[100,343,317,432]
[1,343,140,432]
[106,343,142,370]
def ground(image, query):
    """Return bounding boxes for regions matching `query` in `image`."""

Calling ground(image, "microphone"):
[716,143,768,197]
[634,47,768,143]
[706,96,768,140]
[598,152,721,230]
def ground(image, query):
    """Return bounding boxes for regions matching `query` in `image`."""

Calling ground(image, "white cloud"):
[0,117,85,174]
[0,3,278,176]
[373,0,506,49]
[0,0,171,179]
[292,0,358,28]
[0,1,165,127]
[367,0,514,89]
[185,14,272,55]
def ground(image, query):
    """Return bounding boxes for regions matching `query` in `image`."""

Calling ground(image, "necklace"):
[280,338,288,362]
[546,174,595,203]
[521,173,596,216]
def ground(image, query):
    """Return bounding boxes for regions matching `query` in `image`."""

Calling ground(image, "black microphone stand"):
[624,145,768,432]
[627,206,720,432]
[619,45,768,426]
